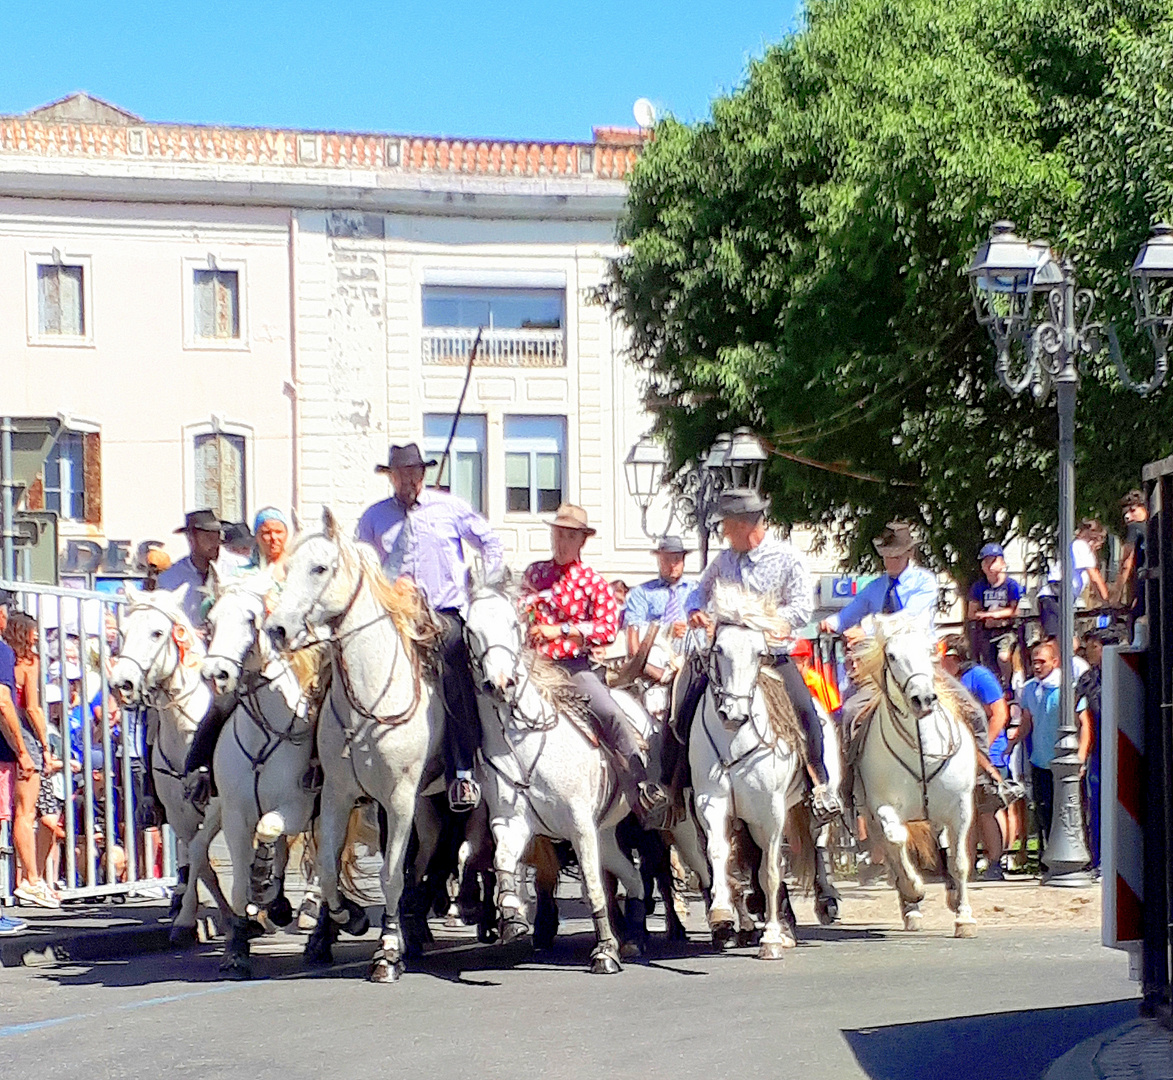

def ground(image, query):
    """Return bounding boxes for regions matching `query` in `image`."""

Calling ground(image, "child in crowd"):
[967,542,1023,681]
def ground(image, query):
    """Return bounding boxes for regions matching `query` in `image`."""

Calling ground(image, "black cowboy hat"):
[873,521,917,557]
[221,521,254,547]
[652,535,693,555]
[714,488,770,520]
[375,443,437,474]
[173,509,224,535]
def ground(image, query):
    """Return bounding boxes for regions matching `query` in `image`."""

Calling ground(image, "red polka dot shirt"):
[522,559,619,661]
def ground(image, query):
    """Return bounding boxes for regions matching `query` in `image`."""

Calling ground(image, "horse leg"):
[219,808,256,979]
[756,823,792,960]
[813,823,841,926]
[304,779,364,968]
[571,816,622,975]
[598,827,648,959]
[369,784,417,984]
[530,836,561,952]
[875,805,925,931]
[696,791,737,952]
[944,796,977,938]
[492,813,533,946]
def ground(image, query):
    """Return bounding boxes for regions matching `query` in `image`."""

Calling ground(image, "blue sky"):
[0,1,803,141]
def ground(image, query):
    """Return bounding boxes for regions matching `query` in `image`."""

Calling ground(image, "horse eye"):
[312,565,328,576]
[151,630,163,640]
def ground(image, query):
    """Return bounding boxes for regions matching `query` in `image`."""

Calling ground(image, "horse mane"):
[711,582,787,638]
[848,616,968,719]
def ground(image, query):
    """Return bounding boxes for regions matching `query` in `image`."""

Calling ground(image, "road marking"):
[0,1013,94,1037]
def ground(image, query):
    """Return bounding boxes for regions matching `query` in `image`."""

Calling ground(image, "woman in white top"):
[1037,518,1109,639]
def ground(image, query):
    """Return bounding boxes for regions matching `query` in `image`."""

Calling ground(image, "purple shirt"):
[355,489,504,614]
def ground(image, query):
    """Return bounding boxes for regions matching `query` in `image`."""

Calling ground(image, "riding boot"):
[774,657,842,822]
[183,693,238,777]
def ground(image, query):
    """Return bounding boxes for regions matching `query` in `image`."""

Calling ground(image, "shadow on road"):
[843,998,1139,1080]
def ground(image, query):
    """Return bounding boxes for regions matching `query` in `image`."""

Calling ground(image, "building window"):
[38,264,86,336]
[193,269,240,340]
[193,432,246,523]
[27,429,101,524]
[422,286,565,367]
[504,416,565,514]
[422,414,486,513]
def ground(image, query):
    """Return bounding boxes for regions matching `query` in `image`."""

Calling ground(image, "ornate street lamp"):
[623,433,669,539]
[968,220,1173,885]
[725,426,770,491]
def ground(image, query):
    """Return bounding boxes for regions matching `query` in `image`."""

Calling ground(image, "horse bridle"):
[704,621,764,724]
[119,602,201,715]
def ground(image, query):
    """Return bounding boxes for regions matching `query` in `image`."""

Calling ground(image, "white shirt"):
[1040,539,1097,601]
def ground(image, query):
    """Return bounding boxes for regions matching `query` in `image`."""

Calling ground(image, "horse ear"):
[123,579,141,605]
[322,507,338,540]
[171,582,191,609]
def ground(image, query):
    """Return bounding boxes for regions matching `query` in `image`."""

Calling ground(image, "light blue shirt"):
[623,578,695,629]
[826,563,938,633]
[1020,665,1087,769]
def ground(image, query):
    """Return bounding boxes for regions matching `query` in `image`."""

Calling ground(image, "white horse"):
[685,584,811,961]
[852,613,977,937]
[110,585,230,945]
[463,569,649,974]
[265,509,443,983]
[201,570,319,978]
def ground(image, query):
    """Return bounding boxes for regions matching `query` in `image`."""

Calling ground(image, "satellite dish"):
[633,98,657,129]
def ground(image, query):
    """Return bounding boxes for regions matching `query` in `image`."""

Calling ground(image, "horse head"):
[265,507,357,651]
[708,583,781,728]
[111,584,202,706]
[203,574,272,695]
[871,613,938,718]
[464,571,525,695]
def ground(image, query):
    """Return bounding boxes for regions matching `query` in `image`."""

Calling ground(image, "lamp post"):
[968,220,1173,885]
[624,426,770,567]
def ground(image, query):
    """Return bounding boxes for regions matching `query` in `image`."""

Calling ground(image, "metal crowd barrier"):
[0,578,177,903]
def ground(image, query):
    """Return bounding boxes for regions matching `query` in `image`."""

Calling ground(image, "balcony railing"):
[422,326,565,368]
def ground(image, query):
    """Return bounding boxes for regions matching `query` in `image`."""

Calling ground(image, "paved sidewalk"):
[1045,1016,1173,1080]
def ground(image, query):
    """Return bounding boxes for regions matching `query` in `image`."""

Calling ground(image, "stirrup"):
[638,782,681,830]
[810,783,843,824]
[448,777,482,813]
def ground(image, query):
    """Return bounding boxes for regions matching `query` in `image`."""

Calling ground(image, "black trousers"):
[437,609,483,779]
[184,694,237,776]
[661,652,827,785]
[1032,765,1055,850]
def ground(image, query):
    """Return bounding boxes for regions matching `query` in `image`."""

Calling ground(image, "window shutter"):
[83,432,102,525]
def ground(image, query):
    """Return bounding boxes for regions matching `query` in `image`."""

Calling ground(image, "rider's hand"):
[843,626,865,646]
[670,620,688,640]
[818,618,836,634]
[689,611,713,632]
[528,623,563,645]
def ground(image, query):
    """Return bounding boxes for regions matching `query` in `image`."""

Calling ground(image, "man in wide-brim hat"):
[157,509,225,632]
[819,520,938,642]
[623,535,695,681]
[356,442,504,813]
[644,487,842,824]
[522,504,659,825]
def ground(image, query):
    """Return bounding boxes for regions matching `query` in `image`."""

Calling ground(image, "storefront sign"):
[59,539,165,576]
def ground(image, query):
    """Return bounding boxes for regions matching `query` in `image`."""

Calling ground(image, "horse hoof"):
[758,940,788,961]
[954,920,978,939]
[303,940,334,967]
[499,916,530,946]
[737,927,763,948]
[589,952,622,975]
[219,954,252,980]
[711,921,737,952]
[267,894,294,928]
[167,891,185,921]
[619,940,644,961]
[666,920,688,943]
[903,912,924,932]
[816,896,840,926]
[477,923,499,945]
[368,957,404,983]
[169,924,198,949]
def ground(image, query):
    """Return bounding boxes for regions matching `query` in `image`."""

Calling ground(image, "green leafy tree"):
[603,0,1173,593]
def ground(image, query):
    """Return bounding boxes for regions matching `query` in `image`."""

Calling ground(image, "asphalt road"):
[0,900,1138,1080]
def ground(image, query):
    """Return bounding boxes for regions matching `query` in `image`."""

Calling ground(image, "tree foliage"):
[604,0,1173,589]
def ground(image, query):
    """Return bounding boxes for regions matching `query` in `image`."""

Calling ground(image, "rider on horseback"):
[356,443,504,813]
[642,489,843,826]
[522,504,658,828]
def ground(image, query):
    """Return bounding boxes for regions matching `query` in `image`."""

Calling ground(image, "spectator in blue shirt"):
[967,542,1023,680]
[1010,639,1091,856]
[943,635,1013,880]
[820,521,937,641]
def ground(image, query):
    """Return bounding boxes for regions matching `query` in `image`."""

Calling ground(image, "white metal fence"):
[0,578,177,902]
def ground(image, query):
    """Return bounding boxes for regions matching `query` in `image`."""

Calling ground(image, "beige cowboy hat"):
[547,503,597,536]
[873,520,917,557]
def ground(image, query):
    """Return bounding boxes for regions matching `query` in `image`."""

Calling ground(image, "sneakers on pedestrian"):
[14,880,60,909]
[0,914,28,935]
[979,863,1006,882]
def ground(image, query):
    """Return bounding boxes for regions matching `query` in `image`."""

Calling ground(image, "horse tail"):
[905,820,943,872]
[524,835,562,895]
[786,802,817,894]
[339,803,383,903]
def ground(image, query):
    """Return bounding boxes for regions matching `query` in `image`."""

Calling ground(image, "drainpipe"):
[286,210,300,528]
[1,417,14,581]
